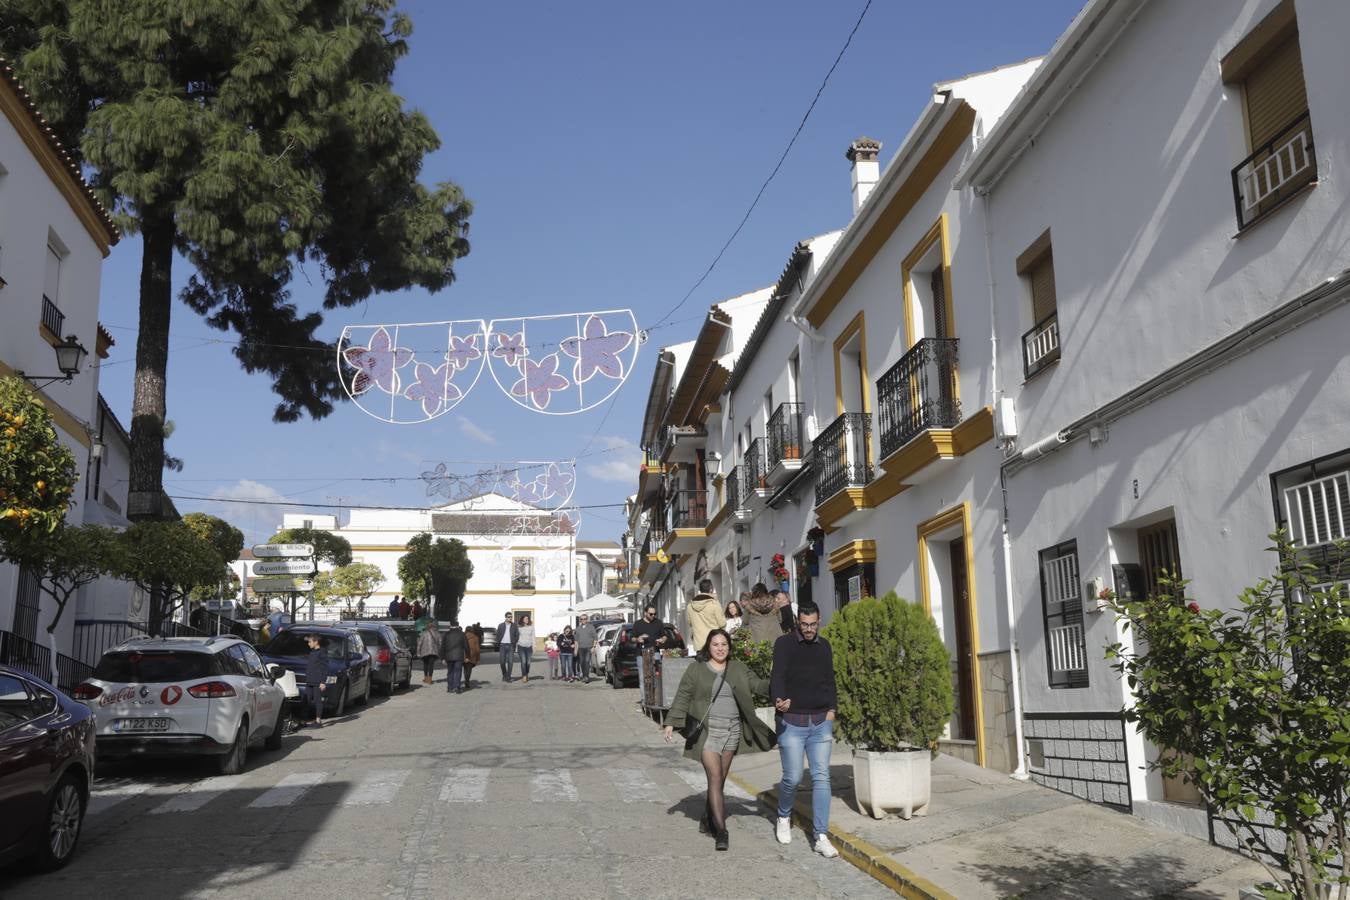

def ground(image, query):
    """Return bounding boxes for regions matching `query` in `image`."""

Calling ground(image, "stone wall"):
[978,650,1018,773]
[1023,712,1131,810]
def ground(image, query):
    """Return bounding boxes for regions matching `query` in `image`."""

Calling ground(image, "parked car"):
[338,622,412,694]
[0,665,96,871]
[478,626,499,652]
[73,636,285,776]
[591,623,624,675]
[258,626,372,717]
[604,623,685,688]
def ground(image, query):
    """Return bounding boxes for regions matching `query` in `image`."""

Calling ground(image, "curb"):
[728,773,956,900]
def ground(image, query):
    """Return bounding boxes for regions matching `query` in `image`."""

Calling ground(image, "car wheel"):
[218,721,248,775]
[34,773,84,871]
[264,707,285,751]
[610,667,621,689]
[332,684,347,718]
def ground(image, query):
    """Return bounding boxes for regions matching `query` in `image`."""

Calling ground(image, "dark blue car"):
[258,626,372,717]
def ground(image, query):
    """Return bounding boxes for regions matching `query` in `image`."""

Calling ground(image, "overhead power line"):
[167,494,627,513]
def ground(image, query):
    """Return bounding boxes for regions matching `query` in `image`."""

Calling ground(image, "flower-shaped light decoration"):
[560,314,634,384]
[534,462,576,504]
[492,331,528,367]
[421,463,457,499]
[446,334,482,372]
[342,326,413,396]
[510,354,570,411]
[403,362,462,417]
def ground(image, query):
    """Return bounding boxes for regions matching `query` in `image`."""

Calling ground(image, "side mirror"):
[266,663,285,680]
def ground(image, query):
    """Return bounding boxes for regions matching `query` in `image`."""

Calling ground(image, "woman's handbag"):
[680,669,727,750]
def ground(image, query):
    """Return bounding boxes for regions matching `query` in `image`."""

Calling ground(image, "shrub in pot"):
[731,626,776,727]
[824,592,953,819]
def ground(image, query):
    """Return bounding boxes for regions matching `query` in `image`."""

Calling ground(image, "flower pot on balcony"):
[783,444,801,460]
[853,747,931,820]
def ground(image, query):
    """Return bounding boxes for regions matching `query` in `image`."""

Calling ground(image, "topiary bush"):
[823,592,954,753]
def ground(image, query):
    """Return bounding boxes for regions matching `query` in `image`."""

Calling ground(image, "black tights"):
[700,749,736,834]
[422,656,435,678]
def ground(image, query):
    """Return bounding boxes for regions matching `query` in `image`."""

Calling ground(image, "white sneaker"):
[813,834,839,858]
[774,816,791,844]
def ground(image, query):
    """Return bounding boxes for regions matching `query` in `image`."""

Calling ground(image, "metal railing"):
[1283,469,1349,550]
[1232,110,1316,230]
[876,337,962,459]
[41,295,64,336]
[74,620,148,666]
[746,438,767,491]
[724,465,746,514]
[1022,313,1060,378]
[55,652,93,694]
[0,630,53,681]
[665,488,709,531]
[767,402,805,471]
[813,412,872,505]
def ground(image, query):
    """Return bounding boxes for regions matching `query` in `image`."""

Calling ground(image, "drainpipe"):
[979,186,1029,781]
[1019,429,1070,461]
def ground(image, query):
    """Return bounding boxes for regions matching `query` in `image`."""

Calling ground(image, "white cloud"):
[583,436,642,484]
[457,417,496,445]
[199,479,302,545]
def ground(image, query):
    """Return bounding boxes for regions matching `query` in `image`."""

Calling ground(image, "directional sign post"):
[250,545,318,621]
[252,559,317,576]
[250,577,315,594]
[252,543,314,558]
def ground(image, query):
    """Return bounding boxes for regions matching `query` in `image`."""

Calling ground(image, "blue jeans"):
[777,717,834,837]
[445,660,463,692]
[577,647,592,679]
[559,652,573,677]
[308,684,324,721]
[517,645,532,677]
[499,644,514,679]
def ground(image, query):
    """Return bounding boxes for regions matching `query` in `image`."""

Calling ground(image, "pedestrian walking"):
[574,615,598,684]
[496,612,519,682]
[415,619,440,684]
[399,597,411,619]
[743,585,786,644]
[388,595,401,619]
[685,578,726,658]
[556,626,576,682]
[545,633,560,679]
[463,623,481,690]
[303,633,328,727]
[632,604,669,651]
[770,604,838,858]
[440,622,468,694]
[723,599,743,635]
[356,598,365,618]
[411,599,424,620]
[663,628,776,851]
[516,614,535,683]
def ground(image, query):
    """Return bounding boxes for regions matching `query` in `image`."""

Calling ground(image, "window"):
[1223,0,1315,229]
[1272,448,1350,582]
[1017,230,1059,378]
[0,675,36,731]
[832,562,873,611]
[1039,540,1088,688]
[1137,518,1183,600]
[511,557,535,591]
[44,243,61,306]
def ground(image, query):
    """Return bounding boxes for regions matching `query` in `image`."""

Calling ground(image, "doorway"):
[949,538,977,741]
[918,505,983,760]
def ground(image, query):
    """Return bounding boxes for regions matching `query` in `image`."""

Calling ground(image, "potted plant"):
[807,526,826,559]
[730,626,776,728]
[769,553,790,592]
[783,442,801,460]
[823,592,953,820]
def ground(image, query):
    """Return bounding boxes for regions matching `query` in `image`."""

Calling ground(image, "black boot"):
[714,828,729,851]
[698,814,710,834]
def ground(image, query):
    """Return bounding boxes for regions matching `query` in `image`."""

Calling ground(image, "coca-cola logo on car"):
[98,687,137,708]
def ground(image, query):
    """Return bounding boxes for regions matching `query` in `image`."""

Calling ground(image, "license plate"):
[116,718,170,733]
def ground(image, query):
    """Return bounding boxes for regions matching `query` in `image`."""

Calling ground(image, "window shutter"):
[1029,253,1057,324]
[929,268,948,339]
[1245,36,1307,148]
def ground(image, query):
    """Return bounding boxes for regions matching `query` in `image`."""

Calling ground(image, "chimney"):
[846,137,881,215]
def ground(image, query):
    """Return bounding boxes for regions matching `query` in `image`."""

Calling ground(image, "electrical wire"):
[166,493,626,513]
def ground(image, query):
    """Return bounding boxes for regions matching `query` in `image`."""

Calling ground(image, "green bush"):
[823,592,953,753]
[730,626,774,705]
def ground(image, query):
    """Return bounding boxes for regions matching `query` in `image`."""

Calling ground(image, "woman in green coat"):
[663,628,776,851]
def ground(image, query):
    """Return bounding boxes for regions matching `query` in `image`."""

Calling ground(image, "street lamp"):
[17,335,88,389]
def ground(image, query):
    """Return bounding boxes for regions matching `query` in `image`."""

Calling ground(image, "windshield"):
[263,631,346,660]
[94,651,216,683]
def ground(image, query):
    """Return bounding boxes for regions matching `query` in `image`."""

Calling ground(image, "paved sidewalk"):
[724,737,1270,899]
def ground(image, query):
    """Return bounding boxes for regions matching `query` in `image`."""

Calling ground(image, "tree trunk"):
[128,218,175,521]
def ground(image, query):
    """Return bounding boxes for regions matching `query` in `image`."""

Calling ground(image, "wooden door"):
[950,538,977,741]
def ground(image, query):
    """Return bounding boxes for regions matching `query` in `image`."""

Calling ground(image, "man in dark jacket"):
[304,633,328,727]
[388,595,401,619]
[440,623,468,694]
[496,613,520,682]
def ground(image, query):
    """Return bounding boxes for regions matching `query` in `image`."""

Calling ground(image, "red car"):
[0,664,96,871]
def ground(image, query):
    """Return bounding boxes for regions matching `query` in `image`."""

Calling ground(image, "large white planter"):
[853,748,931,820]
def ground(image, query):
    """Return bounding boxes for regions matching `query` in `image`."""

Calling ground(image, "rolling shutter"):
[1245,36,1307,149]
[1029,252,1057,324]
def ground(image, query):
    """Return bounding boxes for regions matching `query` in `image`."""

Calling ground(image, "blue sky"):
[93,0,1086,546]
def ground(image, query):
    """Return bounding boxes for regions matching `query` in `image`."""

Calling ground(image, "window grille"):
[1039,541,1088,688]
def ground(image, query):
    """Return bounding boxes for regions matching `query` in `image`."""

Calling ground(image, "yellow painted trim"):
[951,406,995,454]
[661,527,708,555]
[815,486,870,534]
[916,502,985,768]
[0,358,91,448]
[0,78,116,255]
[706,500,732,536]
[862,471,909,508]
[875,407,995,490]
[900,213,960,406]
[831,310,870,418]
[828,539,877,572]
[805,103,976,329]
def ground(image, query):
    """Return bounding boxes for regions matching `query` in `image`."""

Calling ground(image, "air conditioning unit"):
[996,397,1018,442]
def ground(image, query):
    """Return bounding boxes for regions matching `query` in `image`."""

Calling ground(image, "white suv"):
[74,636,286,774]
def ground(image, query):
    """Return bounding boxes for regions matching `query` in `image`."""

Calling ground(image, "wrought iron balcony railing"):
[1022,312,1060,378]
[666,488,709,531]
[746,438,767,491]
[1232,110,1316,231]
[724,465,747,513]
[813,412,872,505]
[767,401,805,470]
[876,337,961,460]
[41,295,64,337]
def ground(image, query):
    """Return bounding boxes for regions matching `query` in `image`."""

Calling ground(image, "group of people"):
[543,615,601,683]
[685,580,796,654]
[413,620,484,692]
[663,579,838,859]
[386,594,429,621]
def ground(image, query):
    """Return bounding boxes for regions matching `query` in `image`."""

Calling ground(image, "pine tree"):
[0,2,472,518]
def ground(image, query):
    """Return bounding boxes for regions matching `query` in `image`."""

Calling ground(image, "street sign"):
[252,543,314,558]
[251,577,314,593]
[252,559,317,576]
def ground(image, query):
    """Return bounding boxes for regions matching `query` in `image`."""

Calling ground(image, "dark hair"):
[797,604,821,619]
[698,578,714,594]
[699,628,733,660]
[724,600,742,618]
[751,582,769,597]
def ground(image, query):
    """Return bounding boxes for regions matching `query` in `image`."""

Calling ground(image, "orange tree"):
[0,376,77,546]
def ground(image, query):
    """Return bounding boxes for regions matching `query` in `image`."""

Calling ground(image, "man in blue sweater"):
[770,605,839,858]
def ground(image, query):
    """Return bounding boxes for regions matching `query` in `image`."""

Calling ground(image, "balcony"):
[662,488,709,555]
[877,338,961,460]
[765,402,806,487]
[813,412,872,516]
[637,453,665,500]
[661,425,706,465]
[638,512,670,586]
[723,465,752,524]
[1022,313,1059,379]
[40,295,65,340]
[1232,111,1316,231]
[743,437,771,511]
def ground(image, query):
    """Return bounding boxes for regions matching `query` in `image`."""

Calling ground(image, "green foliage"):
[314,562,384,607]
[270,527,352,567]
[823,592,954,754]
[397,533,472,621]
[9,524,120,633]
[114,521,226,623]
[729,626,774,705]
[0,376,78,543]
[1105,533,1349,899]
[182,512,244,563]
